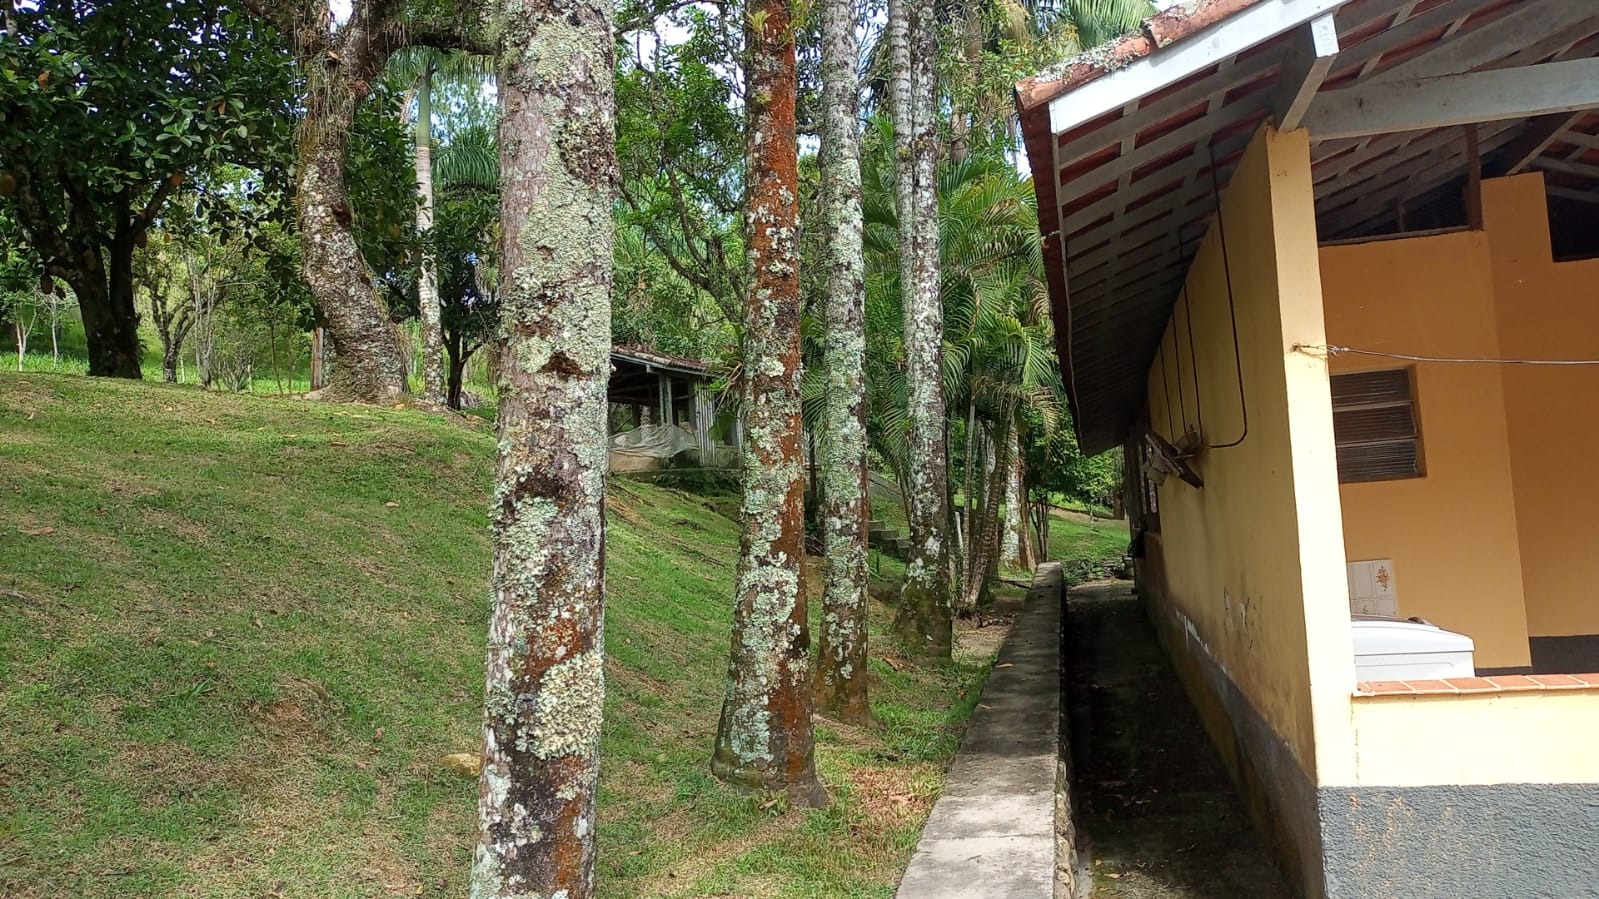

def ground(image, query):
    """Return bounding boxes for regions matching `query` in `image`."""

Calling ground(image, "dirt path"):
[1066,582,1290,899]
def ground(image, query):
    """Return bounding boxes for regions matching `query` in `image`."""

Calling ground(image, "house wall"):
[1485,174,1599,664]
[1350,689,1599,785]
[1307,174,1599,898]
[1138,125,1354,899]
[1313,174,1599,672]
[1319,233,1532,670]
[1316,688,1599,899]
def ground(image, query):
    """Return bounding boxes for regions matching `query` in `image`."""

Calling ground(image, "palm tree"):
[890,0,956,661]
[942,0,1155,159]
[813,0,873,724]
[861,144,1066,609]
[385,48,494,404]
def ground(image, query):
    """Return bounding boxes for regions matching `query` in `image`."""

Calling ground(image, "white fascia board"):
[1047,0,1353,136]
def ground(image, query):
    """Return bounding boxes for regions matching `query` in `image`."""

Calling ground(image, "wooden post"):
[694,388,713,464]
[658,374,673,427]
[1465,123,1484,230]
[310,326,326,390]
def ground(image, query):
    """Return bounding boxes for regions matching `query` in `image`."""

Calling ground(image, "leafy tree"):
[0,0,293,377]
[386,47,494,404]
[615,9,747,320]
[939,0,1154,160]
[433,186,499,410]
[243,0,478,403]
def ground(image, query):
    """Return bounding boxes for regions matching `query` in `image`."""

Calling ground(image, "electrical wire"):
[1205,143,1248,450]
[1157,338,1175,437]
[1177,229,1204,440]
[1296,345,1599,366]
[1171,312,1189,435]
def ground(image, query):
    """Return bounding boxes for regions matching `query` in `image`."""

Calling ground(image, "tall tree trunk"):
[472,0,616,894]
[415,64,446,404]
[959,400,978,586]
[710,0,827,808]
[446,333,468,410]
[813,0,872,726]
[963,419,1008,609]
[1004,431,1027,570]
[162,341,181,383]
[891,0,953,658]
[290,7,409,404]
[74,240,142,377]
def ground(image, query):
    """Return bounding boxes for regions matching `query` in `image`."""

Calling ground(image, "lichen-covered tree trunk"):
[290,7,409,404]
[470,0,616,894]
[415,65,446,404]
[710,0,827,807]
[890,0,953,660]
[1002,427,1024,569]
[812,0,871,726]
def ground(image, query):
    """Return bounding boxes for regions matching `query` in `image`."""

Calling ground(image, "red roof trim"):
[1014,0,1269,113]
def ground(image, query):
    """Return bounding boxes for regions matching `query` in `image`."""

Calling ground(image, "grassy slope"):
[0,373,998,899]
[1046,513,1129,563]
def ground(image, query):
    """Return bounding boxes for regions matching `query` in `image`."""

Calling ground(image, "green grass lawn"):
[1047,512,1130,563]
[0,372,1000,898]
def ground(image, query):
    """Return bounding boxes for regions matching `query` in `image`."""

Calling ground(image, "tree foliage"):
[0,0,294,376]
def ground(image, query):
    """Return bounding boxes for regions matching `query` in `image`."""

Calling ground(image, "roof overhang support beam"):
[1271,12,1340,131]
[1488,111,1588,177]
[1046,0,1352,135]
[1303,58,1599,141]
[1362,1,1599,86]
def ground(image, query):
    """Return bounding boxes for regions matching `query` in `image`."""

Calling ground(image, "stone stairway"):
[867,519,912,559]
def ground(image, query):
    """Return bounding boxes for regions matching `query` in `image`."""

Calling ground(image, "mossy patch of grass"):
[0,372,1000,898]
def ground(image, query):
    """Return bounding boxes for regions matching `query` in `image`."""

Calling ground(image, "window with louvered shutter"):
[1330,368,1422,483]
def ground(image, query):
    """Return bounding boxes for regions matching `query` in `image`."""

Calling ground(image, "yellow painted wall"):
[1142,125,1355,784]
[1352,690,1599,785]
[1485,175,1599,639]
[1319,234,1533,669]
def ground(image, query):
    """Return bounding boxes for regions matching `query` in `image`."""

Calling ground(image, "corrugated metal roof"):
[1017,0,1599,454]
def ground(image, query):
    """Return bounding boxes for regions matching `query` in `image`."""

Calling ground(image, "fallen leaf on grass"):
[441,752,481,778]
[384,501,400,508]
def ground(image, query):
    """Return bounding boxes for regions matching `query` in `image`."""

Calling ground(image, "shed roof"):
[1017,0,1599,454]
[611,346,713,378]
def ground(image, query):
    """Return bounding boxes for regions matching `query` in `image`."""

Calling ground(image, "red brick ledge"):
[1355,674,1599,697]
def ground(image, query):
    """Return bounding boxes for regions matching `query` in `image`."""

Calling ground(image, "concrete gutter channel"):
[897,562,1090,898]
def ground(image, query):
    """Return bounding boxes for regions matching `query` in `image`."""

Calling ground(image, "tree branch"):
[382,16,497,57]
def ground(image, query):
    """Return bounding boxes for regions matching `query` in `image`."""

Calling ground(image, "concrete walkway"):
[897,564,1063,899]
[1067,582,1289,898]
